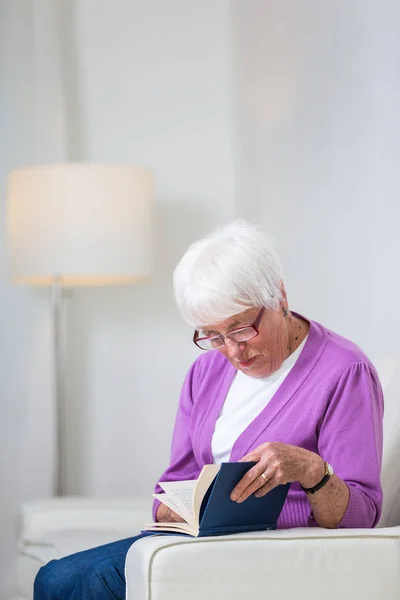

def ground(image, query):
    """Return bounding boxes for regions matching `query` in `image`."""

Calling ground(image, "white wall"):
[0,0,235,593]
[232,0,400,361]
[23,0,235,498]
[63,0,235,497]
[0,1,68,593]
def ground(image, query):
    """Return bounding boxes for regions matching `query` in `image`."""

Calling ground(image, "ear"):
[279,282,288,309]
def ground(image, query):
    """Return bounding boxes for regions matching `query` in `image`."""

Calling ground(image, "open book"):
[143,462,290,537]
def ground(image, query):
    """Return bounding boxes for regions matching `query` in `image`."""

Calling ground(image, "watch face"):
[326,463,333,476]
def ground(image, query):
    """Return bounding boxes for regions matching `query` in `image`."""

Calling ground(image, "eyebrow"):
[202,318,245,337]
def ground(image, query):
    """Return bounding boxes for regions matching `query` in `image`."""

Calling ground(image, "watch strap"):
[301,462,332,495]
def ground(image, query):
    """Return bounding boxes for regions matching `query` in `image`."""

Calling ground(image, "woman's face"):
[201,305,291,378]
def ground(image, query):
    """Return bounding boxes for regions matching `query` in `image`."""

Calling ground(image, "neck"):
[287,312,310,357]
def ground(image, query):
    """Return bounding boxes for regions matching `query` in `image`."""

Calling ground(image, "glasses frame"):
[193,307,266,350]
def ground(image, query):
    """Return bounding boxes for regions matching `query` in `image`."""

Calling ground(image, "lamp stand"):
[50,275,67,496]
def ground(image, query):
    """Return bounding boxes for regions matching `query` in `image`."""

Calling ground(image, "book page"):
[158,480,197,526]
[157,465,220,528]
[143,520,197,536]
[193,464,220,518]
[152,493,185,519]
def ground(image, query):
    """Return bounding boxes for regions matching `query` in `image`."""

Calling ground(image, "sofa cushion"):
[16,497,152,600]
[18,496,151,537]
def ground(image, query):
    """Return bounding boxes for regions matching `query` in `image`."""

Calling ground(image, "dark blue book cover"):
[196,462,290,537]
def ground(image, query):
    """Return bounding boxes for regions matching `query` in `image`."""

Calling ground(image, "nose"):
[224,338,245,359]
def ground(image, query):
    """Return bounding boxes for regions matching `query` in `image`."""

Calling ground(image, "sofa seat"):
[16,497,151,600]
[125,526,400,600]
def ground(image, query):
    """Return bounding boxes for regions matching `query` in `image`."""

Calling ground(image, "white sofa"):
[14,497,151,600]
[15,357,400,599]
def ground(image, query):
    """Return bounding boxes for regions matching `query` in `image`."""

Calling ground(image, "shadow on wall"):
[63,202,218,496]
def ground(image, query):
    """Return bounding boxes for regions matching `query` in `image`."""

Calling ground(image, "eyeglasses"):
[193,307,265,351]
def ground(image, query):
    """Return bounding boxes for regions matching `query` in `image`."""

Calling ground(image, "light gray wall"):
[0,0,235,593]
[232,0,400,361]
[0,1,67,592]
[64,0,235,496]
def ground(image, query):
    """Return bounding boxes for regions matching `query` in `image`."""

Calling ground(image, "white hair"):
[173,220,284,328]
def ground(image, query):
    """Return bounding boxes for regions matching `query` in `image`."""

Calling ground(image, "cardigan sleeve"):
[152,360,202,521]
[310,360,384,528]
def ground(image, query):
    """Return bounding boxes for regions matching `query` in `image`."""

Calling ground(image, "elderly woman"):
[34,220,383,599]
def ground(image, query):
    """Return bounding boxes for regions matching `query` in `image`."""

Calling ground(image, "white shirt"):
[211,336,308,464]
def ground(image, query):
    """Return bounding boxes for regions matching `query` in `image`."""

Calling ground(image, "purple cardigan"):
[153,316,384,528]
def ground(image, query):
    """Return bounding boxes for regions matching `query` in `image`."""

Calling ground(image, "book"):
[143,462,290,537]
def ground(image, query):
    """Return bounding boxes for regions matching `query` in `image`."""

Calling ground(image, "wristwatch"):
[301,462,333,495]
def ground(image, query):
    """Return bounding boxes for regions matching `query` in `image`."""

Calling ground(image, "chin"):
[249,363,274,378]
[242,365,269,378]
[250,371,270,379]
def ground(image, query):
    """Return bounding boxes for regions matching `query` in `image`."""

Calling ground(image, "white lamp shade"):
[7,163,154,286]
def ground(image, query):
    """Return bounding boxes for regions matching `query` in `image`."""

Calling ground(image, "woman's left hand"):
[230,442,324,503]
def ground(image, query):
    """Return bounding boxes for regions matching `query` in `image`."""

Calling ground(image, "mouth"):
[238,356,257,368]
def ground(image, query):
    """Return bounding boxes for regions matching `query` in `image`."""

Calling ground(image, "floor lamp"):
[7,163,153,496]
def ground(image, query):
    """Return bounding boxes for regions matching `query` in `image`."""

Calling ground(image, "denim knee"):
[74,560,125,600]
[34,561,56,599]
[34,559,73,600]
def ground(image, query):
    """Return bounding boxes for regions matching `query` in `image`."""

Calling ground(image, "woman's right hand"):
[156,503,185,523]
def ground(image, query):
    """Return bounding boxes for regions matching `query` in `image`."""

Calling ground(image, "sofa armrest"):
[125,527,400,600]
[19,497,151,538]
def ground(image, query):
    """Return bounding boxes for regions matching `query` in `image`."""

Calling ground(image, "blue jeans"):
[33,532,156,599]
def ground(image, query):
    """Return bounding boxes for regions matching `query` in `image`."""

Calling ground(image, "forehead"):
[201,307,258,335]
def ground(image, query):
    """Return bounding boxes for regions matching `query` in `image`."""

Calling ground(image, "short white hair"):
[173,220,284,328]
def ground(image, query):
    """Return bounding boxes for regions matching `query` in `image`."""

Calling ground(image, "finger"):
[254,476,278,498]
[239,442,272,463]
[174,509,184,520]
[230,463,268,502]
[170,508,184,522]
[235,470,273,503]
[239,450,260,463]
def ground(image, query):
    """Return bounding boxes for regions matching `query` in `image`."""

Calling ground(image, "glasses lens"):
[228,327,257,342]
[195,325,258,350]
[210,337,224,349]
[196,336,224,350]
